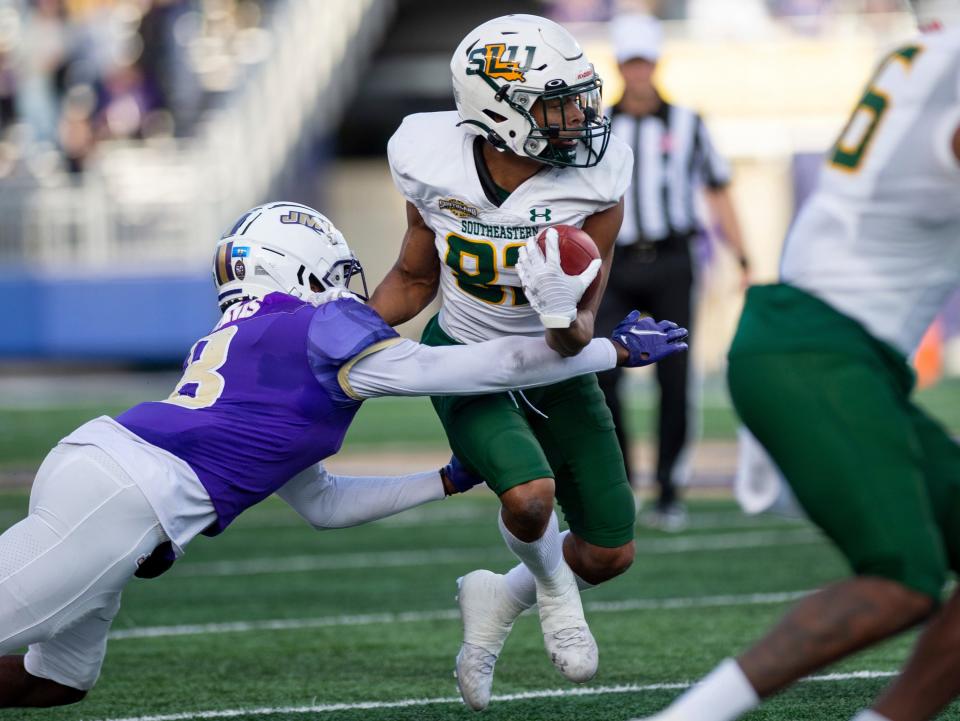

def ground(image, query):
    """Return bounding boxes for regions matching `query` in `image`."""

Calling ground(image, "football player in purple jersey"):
[0,202,687,708]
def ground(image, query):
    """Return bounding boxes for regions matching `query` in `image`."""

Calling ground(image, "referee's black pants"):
[596,235,695,507]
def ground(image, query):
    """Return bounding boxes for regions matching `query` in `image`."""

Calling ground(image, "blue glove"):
[442,455,486,494]
[612,311,689,367]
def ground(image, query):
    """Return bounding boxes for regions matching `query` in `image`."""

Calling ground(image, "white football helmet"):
[451,14,610,168]
[906,0,960,30]
[213,202,366,310]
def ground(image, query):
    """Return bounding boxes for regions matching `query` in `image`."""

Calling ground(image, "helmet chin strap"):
[456,119,510,151]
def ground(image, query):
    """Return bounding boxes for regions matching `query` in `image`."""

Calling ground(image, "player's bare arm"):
[545,199,624,357]
[368,202,439,326]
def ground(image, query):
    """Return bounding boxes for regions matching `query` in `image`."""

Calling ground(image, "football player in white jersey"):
[369,13,686,712]
[629,2,960,721]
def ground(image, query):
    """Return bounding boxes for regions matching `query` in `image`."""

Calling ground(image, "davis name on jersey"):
[389,111,633,344]
[781,29,960,356]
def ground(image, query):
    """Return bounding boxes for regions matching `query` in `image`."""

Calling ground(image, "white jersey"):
[781,30,960,356]
[388,111,633,343]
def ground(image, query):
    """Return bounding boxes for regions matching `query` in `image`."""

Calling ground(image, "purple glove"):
[442,455,486,494]
[612,311,689,367]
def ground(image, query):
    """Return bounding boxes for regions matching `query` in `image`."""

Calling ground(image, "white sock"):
[666,658,759,721]
[503,530,594,607]
[851,712,892,721]
[498,509,564,585]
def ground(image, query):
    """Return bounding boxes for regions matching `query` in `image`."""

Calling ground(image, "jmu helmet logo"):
[467,43,536,83]
[280,211,329,236]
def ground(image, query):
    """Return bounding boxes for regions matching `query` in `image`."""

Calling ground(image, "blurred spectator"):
[687,0,771,34]
[95,61,162,141]
[768,0,830,14]
[767,0,905,15]
[0,50,15,131]
[15,0,68,145]
[545,0,615,22]
[0,0,269,178]
[57,82,94,173]
[139,0,203,135]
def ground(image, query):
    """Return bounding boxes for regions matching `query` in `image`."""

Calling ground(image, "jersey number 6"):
[829,45,923,173]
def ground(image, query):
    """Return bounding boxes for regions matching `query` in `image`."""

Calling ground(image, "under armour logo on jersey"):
[530,208,552,223]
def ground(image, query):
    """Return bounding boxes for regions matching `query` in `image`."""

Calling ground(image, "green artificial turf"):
[4,375,960,470]
[0,494,955,721]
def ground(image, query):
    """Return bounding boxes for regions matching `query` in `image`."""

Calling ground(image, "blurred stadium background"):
[2,0,957,484]
[3,2,960,719]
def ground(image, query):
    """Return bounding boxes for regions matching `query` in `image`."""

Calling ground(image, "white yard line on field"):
[89,670,897,721]
[174,528,821,578]
[231,503,497,531]
[108,590,810,641]
[228,506,803,532]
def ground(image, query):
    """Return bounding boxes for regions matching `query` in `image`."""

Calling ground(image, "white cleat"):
[454,570,525,711]
[536,562,598,683]
[455,643,497,711]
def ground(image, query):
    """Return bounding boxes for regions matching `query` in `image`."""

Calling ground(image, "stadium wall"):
[0,271,217,361]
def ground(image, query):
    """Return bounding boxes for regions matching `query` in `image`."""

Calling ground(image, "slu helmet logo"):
[467,43,536,82]
[530,207,552,222]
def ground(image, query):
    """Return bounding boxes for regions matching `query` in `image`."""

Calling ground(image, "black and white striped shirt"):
[610,100,731,245]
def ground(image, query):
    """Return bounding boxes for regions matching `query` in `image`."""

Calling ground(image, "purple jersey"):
[117,293,398,534]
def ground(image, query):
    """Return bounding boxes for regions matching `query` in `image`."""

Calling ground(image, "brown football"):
[536,224,602,307]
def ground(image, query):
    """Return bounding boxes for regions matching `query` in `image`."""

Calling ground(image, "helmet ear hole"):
[308,274,323,293]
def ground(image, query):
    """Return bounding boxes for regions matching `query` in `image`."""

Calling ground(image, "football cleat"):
[454,570,525,711]
[455,643,498,712]
[536,562,599,683]
[642,501,689,533]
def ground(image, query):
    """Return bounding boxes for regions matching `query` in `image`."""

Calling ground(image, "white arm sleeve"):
[345,336,618,400]
[276,462,445,530]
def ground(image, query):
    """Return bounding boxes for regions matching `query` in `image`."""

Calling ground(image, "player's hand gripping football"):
[516,228,602,329]
[612,311,689,367]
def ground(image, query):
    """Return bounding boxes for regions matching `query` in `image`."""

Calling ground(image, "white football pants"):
[0,443,165,690]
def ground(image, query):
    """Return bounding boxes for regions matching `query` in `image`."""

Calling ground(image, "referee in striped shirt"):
[597,14,750,531]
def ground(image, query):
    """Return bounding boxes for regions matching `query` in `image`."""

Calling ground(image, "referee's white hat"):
[611,14,663,64]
